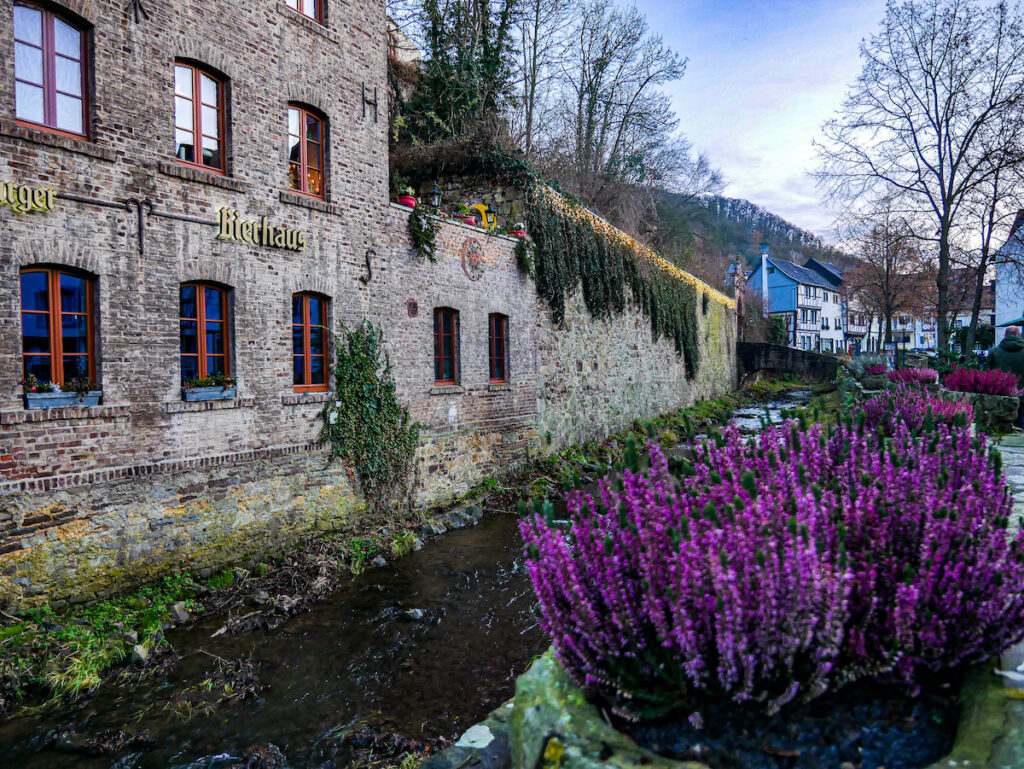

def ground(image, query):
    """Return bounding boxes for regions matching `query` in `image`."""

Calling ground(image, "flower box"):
[397,195,417,208]
[181,385,237,402]
[24,390,102,410]
[940,388,1018,431]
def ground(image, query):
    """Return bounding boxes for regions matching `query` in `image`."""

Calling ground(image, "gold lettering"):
[45,189,54,212]
[296,232,307,251]
[31,187,48,211]
[241,220,254,243]
[262,216,271,246]
[15,185,31,214]
[216,208,233,240]
[274,228,286,248]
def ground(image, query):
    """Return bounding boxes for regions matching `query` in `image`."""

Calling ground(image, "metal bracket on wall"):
[361,83,379,123]
[124,198,154,255]
[360,249,374,284]
[127,0,150,23]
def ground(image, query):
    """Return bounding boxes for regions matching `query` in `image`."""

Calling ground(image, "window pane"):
[289,162,302,191]
[200,73,218,105]
[175,129,195,163]
[201,105,219,138]
[204,287,223,320]
[21,313,50,354]
[15,42,43,85]
[442,333,452,358]
[288,107,300,137]
[292,296,303,324]
[286,0,299,7]
[60,314,89,353]
[14,6,42,46]
[293,326,305,356]
[63,356,89,381]
[175,65,193,97]
[310,327,324,355]
[306,114,320,142]
[206,322,224,355]
[21,272,49,311]
[288,135,301,164]
[24,356,51,383]
[15,82,44,124]
[55,56,82,96]
[55,94,83,134]
[307,141,321,170]
[434,357,442,383]
[59,274,88,313]
[180,356,198,383]
[180,320,198,355]
[493,357,505,382]
[206,356,226,376]
[180,285,197,318]
[175,96,193,129]
[309,0,320,19]
[443,312,453,335]
[294,356,305,385]
[443,357,453,381]
[311,356,325,384]
[307,168,322,196]
[434,311,440,334]
[309,297,323,325]
[53,18,80,59]
[201,136,220,168]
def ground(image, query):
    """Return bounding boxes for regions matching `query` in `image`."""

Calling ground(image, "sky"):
[631,0,889,241]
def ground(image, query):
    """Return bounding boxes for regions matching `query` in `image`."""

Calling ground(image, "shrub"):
[887,367,939,385]
[864,364,887,376]
[859,385,973,434]
[944,366,1022,396]
[846,354,888,378]
[521,418,1024,721]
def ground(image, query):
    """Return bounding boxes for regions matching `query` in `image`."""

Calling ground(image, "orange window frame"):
[488,313,509,383]
[293,293,328,393]
[285,0,322,23]
[287,105,325,199]
[434,308,458,385]
[20,267,95,385]
[174,62,226,174]
[180,283,230,381]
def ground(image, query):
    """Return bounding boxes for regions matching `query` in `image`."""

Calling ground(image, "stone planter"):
[941,389,1018,431]
[860,374,888,391]
[500,651,1019,769]
[24,390,101,409]
[181,385,236,402]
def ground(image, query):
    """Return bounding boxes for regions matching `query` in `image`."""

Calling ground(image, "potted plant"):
[508,222,528,238]
[396,186,417,209]
[22,374,101,409]
[456,204,478,226]
[182,373,237,402]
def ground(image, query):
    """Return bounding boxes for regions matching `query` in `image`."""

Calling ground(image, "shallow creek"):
[0,391,811,768]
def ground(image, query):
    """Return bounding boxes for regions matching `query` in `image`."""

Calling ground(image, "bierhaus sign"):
[216,207,307,251]
[0,181,55,214]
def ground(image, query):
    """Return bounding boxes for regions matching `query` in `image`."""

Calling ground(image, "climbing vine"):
[318,322,420,516]
[408,206,441,262]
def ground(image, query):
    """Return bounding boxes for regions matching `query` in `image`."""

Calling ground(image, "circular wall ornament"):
[460,238,486,281]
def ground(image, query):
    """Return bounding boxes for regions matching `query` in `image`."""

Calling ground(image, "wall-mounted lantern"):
[429,183,442,211]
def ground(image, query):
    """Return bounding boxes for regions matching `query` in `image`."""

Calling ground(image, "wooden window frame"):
[287,104,325,200]
[174,62,226,175]
[180,282,230,383]
[13,2,89,139]
[434,308,459,385]
[293,292,328,393]
[20,267,95,386]
[285,0,323,23]
[488,313,509,383]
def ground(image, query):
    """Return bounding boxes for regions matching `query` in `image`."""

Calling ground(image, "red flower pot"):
[456,214,477,226]
[398,195,417,208]
[509,229,527,238]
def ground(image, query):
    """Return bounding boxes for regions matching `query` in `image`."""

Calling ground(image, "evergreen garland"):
[408,206,441,262]
[318,322,420,515]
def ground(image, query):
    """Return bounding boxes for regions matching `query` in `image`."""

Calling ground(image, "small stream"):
[0,391,811,769]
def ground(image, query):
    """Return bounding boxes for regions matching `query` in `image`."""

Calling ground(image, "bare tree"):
[816,0,1024,350]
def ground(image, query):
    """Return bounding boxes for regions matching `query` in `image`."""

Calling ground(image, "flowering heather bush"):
[859,385,973,434]
[521,420,1024,720]
[863,364,887,376]
[944,366,1022,396]
[887,367,939,385]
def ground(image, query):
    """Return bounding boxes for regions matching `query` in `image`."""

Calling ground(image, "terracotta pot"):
[397,195,417,208]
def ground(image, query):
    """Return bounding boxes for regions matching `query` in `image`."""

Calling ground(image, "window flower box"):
[24,390,102,410]
[182,385,237,402]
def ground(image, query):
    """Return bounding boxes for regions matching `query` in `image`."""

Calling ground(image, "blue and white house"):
[747,248,838,351]
[995,212,1024,345]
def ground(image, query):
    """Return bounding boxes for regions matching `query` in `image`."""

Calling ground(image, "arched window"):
[433,308,459,385]
[287,105,324,198]
[285,0,322,23]
[292,293,328,392]
[174,62,225,173]
[488,313,509,383]
[20,267,95,385]
[180,283,230,384]
[13,3,88,136]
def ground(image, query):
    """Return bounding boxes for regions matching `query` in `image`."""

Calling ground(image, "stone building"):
[0,0,736,606]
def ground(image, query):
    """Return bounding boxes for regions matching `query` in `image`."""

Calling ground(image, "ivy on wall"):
[408,206,440,262]
[318,322,420,516]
